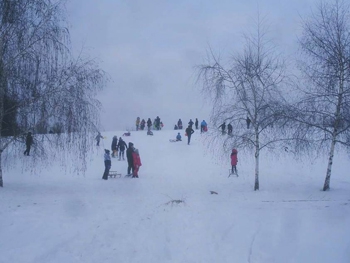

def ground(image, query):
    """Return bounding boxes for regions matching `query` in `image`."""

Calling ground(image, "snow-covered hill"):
[1,129,349,263]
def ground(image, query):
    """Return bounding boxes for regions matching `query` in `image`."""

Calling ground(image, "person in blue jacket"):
[176,132,182,141]
[200,120,207,133]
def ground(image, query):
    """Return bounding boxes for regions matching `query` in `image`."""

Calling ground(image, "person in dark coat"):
[111,136,118,158]
[185,125,194,145]
[140,119,146,130]
[95,132,104,146]
[23,132,33,156]
[246,116,251,129]
[227,123,233,136]
[195,118,199,130]
[147,118,152,131]
[177,119,183,129]
[126,142,135,175]
[117,137,128,160]
[218,122,226,134]
[102,149,111,180]
[188,119,194,128]
[174,124,178,130]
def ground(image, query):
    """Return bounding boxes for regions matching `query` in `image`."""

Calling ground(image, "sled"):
[169,139,181,142]
[108,171,122,178]
[228,169,238,177]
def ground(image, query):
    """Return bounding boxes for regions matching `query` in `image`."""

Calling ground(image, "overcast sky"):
[66,0,318,132]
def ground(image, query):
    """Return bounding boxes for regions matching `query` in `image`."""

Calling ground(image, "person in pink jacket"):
[230,149,238,175]
[132,148,142,178]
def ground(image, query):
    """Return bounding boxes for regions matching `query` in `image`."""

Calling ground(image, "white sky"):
[1,129,350,262]
[66,0,318,131]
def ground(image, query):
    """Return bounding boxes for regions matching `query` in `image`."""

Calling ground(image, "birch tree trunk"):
[254,131,260,191]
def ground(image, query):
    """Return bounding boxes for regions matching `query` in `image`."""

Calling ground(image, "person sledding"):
[176,132,182,141]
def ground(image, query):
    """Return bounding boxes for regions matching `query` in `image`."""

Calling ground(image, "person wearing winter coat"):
[126,142,135,175]
[102,149,112,180]
[132,148,142,178]
[227,123,233,136]
[188,119,194,128]
[136,117,140,131]
[140,119,146,130]
[218,122,226,134]
[117,137,128,160]
[176,132,182,141]
[147,118,152,131]
[195,118,199,130]
[246,116,251,129]
[174,124,178,130]
[178,119,183,129]
[200,120,207,133]
[111,136,118,158]
[23,132,33,156]
[185,125,195,145]
[95,132,104,146]
[230,149,238,175]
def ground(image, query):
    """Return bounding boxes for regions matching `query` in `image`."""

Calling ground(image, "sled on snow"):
[108,171,122,178]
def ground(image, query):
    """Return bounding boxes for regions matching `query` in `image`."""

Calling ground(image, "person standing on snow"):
[200,120,207,133]
[111,136,118,158]
[195,118,199,130]
[246,116,251,129]
[218,122,226,135]
[117,137,128,160]
[230,149,238,176]
[95,132,104,146]
[185,125,194,145]
[102,149,111,180]
[132,148,142,178]
[188,119,194,128]
[136,117,140,131]
[24,132,33,156]
[126,142,135,176]
[227,123,233,136]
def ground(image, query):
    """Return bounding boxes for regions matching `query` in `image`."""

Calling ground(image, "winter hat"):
[105,149,110,153]
[128,142,134,147]
[232,149,238,154]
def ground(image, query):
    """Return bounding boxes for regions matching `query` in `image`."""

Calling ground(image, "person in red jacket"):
[132,148,142,178]
[230,149,238,176]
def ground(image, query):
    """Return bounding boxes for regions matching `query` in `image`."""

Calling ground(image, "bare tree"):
[0,0,107,187]
[290,0,350,191]
[197,15,287,190]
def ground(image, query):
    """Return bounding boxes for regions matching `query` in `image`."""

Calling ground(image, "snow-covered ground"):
[1,129,349,263]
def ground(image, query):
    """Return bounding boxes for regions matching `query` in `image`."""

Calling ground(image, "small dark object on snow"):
[210,191,218,195]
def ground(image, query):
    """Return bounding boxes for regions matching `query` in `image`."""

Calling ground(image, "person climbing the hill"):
[102,149,111,180]
[185,125,195,145]
[132,148,142,178]
[230,148,238,176]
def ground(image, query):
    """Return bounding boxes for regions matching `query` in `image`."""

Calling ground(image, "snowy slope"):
[0,129,350,263]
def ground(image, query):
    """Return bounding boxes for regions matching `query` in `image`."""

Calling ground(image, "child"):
[176,132,182,141]
[132,148,142,178]
[102,149,111,180]
[230,149,238,176]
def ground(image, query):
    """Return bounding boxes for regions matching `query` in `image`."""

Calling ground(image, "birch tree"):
[198,15,287,190]
[293,0,350,191]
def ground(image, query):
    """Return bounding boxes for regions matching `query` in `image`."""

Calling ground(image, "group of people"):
[218,117,251,135]
[174,118,208,133]
[102,141,142,180]
[136,117,164,131]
